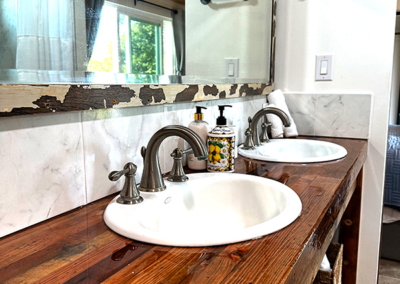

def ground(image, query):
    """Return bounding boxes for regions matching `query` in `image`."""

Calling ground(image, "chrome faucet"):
[138,125,208,192]
[250,107,291,146]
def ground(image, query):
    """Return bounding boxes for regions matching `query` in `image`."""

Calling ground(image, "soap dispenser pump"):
[207,105,235,172]
[188,106,209,170]
[216,105,232,125]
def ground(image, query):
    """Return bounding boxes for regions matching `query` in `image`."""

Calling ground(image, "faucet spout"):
[138,125,208,192]
[250,106,291,146]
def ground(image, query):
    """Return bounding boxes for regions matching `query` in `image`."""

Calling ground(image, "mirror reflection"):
[0,0,273,84]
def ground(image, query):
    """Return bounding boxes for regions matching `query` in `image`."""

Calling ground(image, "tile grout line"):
[79,111,89,205]
[313,94,317,136]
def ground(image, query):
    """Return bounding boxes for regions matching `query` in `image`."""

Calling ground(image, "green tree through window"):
[119,15,161,75]
[88,3,174,77]
[131,20,158,74]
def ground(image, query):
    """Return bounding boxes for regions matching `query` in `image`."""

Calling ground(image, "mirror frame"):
[0,0,276,118]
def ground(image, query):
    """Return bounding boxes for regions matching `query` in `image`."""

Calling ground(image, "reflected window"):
[87,2,175,75]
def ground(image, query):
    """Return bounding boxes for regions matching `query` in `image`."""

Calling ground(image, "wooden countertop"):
[0,137,367,284]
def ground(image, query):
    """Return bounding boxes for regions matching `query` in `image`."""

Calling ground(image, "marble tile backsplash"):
[83,96,266,204]
[82,105,165,203]
[0,112,85,238]
[0,93,371,238]
[0,96,266,237]
[284,93,371,138]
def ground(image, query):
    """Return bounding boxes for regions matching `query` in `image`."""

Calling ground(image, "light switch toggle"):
[225,58,239,79]
[320,60,328,75]
[316,55,333,81]
[228,63,234,76]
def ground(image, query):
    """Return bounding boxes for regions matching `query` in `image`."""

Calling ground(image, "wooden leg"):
[340,168,363,284]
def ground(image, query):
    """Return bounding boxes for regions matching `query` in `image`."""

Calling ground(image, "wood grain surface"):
[0,137,367,284]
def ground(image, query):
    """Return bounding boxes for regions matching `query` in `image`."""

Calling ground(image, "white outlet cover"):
[316,55,333,81]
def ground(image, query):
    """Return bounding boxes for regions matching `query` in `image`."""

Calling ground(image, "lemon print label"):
[207,136,235,172]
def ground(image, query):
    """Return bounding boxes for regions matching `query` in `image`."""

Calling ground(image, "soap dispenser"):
[188,106,209,170]
[207,105,235,172]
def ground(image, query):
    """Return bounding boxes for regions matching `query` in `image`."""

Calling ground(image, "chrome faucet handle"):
[260,115,272,143]
[167,148,191,182]
[108,162,144,205]
[242,117,256,150]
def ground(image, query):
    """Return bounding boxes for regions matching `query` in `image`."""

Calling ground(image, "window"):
[87,2,175,76]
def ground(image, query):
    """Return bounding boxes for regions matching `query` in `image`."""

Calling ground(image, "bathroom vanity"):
[0,137,367,284]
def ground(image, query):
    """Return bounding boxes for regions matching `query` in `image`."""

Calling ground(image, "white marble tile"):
[239,96,267,142]
[82,105,164,203]
[161,101,214,172]
[284,93,316,136]
[282,93,371,138]
[314,94,371,138]
[161,96,266,172]
[0,112,85,238]
[83,96,267,203]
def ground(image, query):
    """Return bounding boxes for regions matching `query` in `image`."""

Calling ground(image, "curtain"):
[16,0,75,82]
[172,9,185,76]
[0,0,17,69]
[85,0,105,61]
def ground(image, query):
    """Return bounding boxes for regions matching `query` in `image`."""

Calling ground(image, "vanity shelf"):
[0,137,367,284]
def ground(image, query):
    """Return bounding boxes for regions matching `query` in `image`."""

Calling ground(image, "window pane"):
[163,20,175,75]
[130,19,159,75]
[119,14,129,73]
[87,5,118,73]
[88,2,175,76]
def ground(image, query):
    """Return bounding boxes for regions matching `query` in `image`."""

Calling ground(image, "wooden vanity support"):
[0,137,367,284]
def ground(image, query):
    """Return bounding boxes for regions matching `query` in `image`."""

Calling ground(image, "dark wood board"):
[0,83,271,118]
[340,169,363,284]
[0,137,367,283]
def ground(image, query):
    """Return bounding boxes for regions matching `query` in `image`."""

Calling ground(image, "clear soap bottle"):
[188,106,209,170]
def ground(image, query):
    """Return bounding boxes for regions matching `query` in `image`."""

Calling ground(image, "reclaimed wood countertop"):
[0,137,367,284]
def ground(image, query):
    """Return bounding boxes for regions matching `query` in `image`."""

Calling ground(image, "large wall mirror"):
[0,0,274,85]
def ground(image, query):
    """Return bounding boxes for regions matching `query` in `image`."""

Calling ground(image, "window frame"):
[105,1,172,76]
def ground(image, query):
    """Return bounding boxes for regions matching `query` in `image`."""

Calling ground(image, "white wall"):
[186,0,271,82]
[389,17,400,124]
[275,1,396,283]
[390,36,400,124]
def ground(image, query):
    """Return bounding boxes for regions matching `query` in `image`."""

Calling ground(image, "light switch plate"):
[225,58,239,78]
[316,55,333,81]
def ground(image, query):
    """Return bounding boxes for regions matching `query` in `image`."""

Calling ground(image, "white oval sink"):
[239,139,347,163]
[104,173,302,247]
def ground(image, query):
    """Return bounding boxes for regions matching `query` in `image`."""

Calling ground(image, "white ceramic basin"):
[239,139,347,163]
[104,173,302,247]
